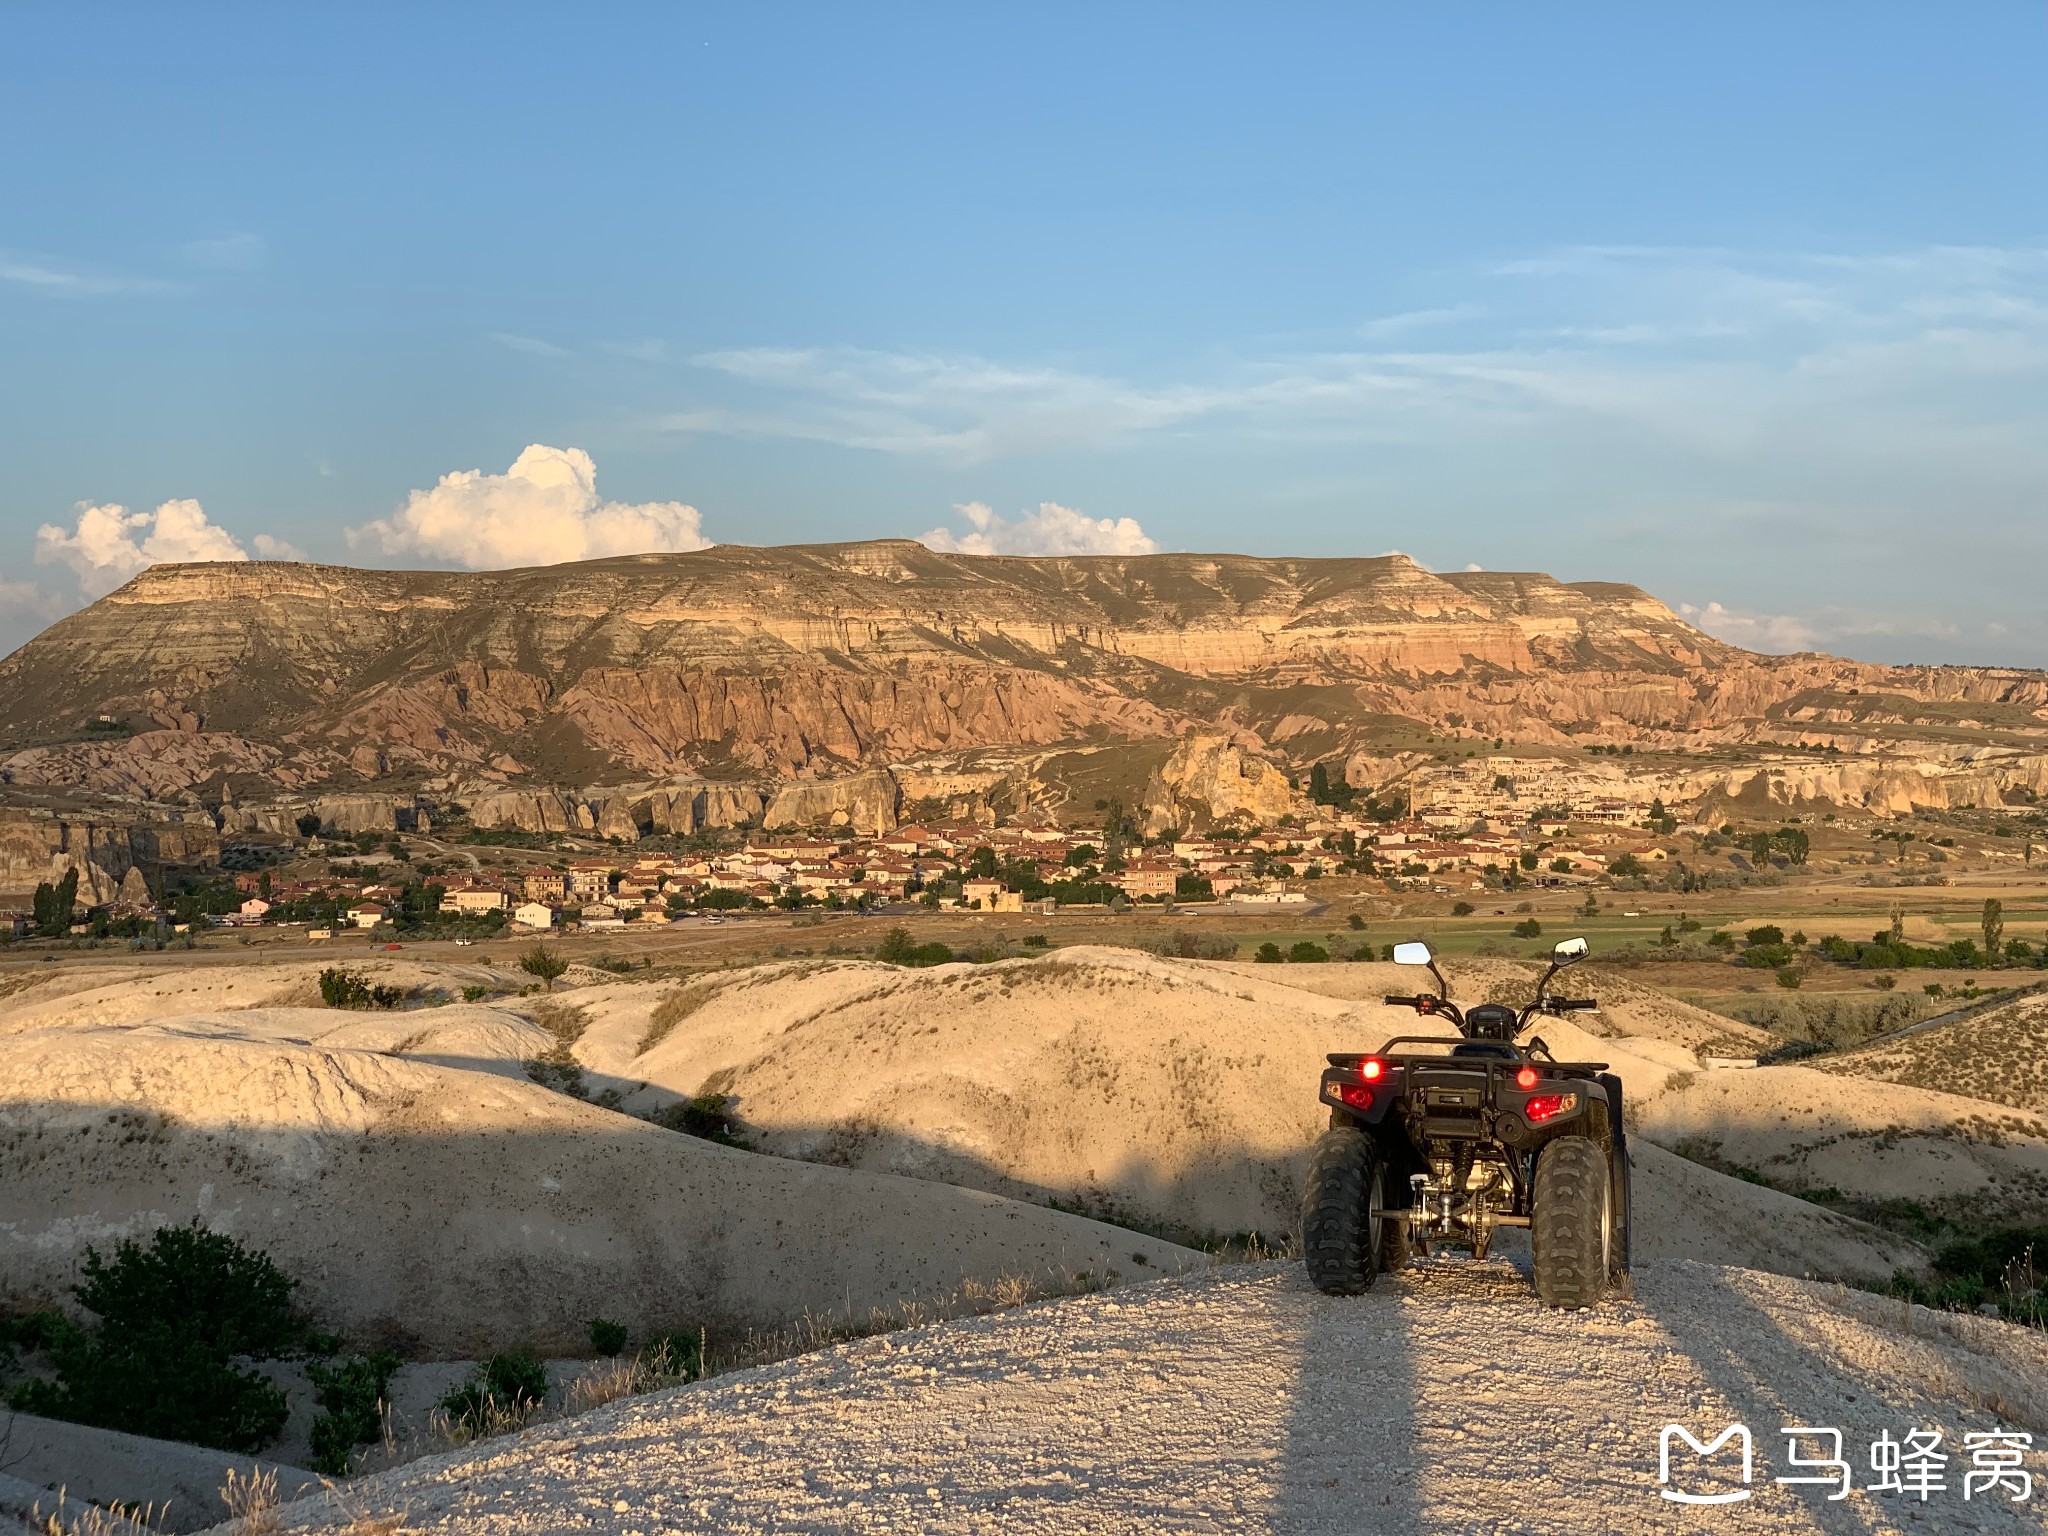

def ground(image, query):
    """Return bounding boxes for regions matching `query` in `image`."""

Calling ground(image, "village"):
[165,778,1688,941]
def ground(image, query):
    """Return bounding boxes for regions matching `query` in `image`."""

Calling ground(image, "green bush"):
[1511,919,1543,939]
[643,1329,703,1381]
[1287,941,1329,963]
[319,968,402,1009]
[306,1350,399,1474]
[1253,942,1283,963]
[1774,966,1802,989]
[648,1093,749,1148]
[1886,1224,2048,1320]
[9,1225,299,1452]
[1138,930,1238,960]
[440,1348,548,1433]
[588,1318,629,1357]
[1745,925,1785,947]
[461,984,490,1003]
[875,927,954,967]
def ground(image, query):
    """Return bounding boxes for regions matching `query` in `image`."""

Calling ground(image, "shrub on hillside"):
[1287,941,1329,963]
[320,968,403,1009]
[10,1225,299,1452]
[875,927,954,967]
[588,1318,629,1357]
[647,1092,750,1148]
[1137,930,1238,960]
[1887,1224,2048,1320]
[1254,942,1283,963]
[440,1348,549,1434]
[643,1328,704,1382]
[306,1350,400,1474]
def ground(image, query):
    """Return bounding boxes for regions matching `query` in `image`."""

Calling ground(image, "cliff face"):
[0,804,219,905]
[0,542,2042,826]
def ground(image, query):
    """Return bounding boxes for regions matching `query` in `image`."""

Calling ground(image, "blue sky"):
[3,4,2045,664]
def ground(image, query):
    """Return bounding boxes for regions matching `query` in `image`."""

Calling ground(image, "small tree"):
[14,1225,298,1452]
[1982,899,2005,964]
[295,812,323,839]
[33,868,80,937]
[520,944,569,991]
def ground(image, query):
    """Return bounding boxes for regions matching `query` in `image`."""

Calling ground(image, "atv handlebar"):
[1542,998,1599,1012]
[1382,993,1460,1022]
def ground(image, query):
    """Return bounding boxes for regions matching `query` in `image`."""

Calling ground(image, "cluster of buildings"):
[136,776,1690,942]
[5,773,1687,942]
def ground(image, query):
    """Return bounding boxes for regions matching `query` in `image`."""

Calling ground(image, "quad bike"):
[1300,937,1631,1308]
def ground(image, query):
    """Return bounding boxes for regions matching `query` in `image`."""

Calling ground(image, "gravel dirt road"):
[259,1258,2048,1535]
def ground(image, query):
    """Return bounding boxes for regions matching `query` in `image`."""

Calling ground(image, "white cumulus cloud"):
[919,501,1158,558]
[36,498,254,597]
[351,445,711,569]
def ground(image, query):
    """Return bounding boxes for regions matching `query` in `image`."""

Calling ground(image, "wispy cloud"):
[0,251,167,296]
[652,244,2048,476]
[667,347,1223,462]
[1359,304,1484,337]
[488,331,572,357]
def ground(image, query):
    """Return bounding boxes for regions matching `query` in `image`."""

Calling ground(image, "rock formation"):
[0,542,2041,833]
[0,803,219,905]
[1141,734,1307,833]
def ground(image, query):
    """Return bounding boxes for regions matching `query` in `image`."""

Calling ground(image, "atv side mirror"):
[1392,941,1434,967]
[1552,937,1589,964]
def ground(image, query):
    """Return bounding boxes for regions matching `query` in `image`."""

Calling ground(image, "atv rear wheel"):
[1302,1126,1385,1295]
[1531,1136,1612,1308]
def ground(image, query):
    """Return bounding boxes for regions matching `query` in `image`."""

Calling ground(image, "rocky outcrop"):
[1141,733,1308,834]
[764,768,901,836]
[0,732,286,801]
[0,805,218,905]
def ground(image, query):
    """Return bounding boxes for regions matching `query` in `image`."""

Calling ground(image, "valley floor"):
[259,1259,2048,1536]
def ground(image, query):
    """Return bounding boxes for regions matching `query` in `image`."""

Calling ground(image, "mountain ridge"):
[1,543,2044,832]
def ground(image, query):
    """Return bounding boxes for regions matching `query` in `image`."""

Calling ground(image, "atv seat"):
[1449,1041,1518,1059]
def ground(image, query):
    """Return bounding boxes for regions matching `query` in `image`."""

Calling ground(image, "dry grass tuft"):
[637,975,733,1055]
[22,1489,159,1536]
[220,1466,281,1534]
[527,999,590,1048]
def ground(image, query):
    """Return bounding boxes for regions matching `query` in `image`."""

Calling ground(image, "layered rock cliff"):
[0,542,2041,829]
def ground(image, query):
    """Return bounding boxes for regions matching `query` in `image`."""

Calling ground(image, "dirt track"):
[258,1259,2048,1536]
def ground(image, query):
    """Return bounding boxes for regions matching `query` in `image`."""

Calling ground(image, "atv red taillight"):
[1360,1057,1385,1081]
[1514,1065,1539,1090]
[1336,1083,1375,1111]
[1524,1091,1579,1123]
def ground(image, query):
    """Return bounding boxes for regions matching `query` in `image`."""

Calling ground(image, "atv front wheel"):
[1302,1126,1386,1295]
[1531,1136,1612,1309]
